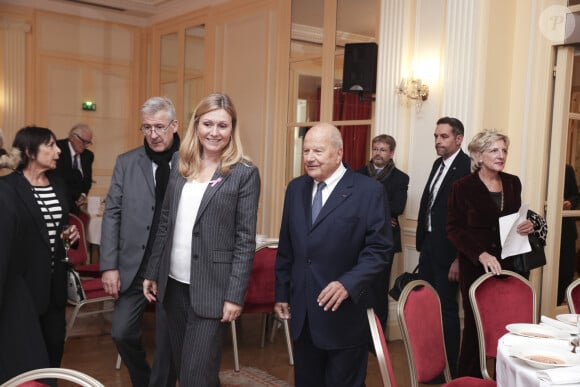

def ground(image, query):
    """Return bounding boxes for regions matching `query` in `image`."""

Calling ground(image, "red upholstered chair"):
[367,308,397,387]
[469,270,536,380]
[67,214,100,277]
[442,377,497,387]
[230,242,293,372]
[397,280,497,387]
[567,278,580,313]
[65,217,114,340]
[397,280,451,386]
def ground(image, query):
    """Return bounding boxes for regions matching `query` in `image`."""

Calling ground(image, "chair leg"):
[231,320,240,372]
[260,313,268,348]
[65,304,82,341]
[115,353,122,370]
[269,316,281,343]
[282,319,294,366]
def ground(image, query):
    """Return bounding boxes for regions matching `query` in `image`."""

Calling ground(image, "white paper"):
[499,203,531,259]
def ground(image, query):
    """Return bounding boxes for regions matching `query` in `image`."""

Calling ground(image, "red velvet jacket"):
[447,171,522,287]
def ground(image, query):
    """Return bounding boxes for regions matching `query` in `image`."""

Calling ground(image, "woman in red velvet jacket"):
[447,129,536,377]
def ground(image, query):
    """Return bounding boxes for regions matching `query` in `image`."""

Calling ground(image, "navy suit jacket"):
[275,167,392,350]
[416,150,471,266]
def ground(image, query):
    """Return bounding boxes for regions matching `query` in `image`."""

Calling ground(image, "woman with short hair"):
[0,126,79,383]
[447,129,538,377]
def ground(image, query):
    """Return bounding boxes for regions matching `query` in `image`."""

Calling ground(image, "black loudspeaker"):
[342,42,378,94]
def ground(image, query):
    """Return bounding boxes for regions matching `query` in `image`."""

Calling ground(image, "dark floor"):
[61,309,424,386]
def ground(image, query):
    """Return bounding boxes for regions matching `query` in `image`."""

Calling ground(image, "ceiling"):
[5,0,378,35]
[5,0,227,24]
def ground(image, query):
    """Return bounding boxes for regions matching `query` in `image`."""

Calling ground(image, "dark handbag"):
[512,232,546,273]
[511,210,548,273]
[389,264,419,301]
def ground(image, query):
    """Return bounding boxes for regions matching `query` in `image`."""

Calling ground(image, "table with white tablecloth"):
[497,333,580,387]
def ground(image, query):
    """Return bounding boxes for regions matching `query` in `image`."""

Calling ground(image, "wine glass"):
[60,224,73,264]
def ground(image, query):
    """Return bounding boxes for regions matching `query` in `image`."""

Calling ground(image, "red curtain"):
[312,88,371,170]
[340,92,371,170]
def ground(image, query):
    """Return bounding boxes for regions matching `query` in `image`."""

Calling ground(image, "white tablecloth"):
[497,334,580,387]
[85,196,103,245]
[86,215,102,245]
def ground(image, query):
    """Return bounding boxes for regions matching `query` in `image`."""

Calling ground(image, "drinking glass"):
[61,224,73,264]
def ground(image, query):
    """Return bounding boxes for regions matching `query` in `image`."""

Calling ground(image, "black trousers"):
[418,233,460,373]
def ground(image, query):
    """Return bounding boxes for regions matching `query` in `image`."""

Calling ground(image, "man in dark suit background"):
[416,116,470,376]
[54,123,94,214]
[559,164,580,304]
[275,123,392,387]
[357,134,408,329]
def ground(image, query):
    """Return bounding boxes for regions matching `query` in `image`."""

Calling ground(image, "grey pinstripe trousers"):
[163,278,225,387]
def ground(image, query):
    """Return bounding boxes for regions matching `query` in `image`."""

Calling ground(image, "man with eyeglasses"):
[100,97,179,387]
[55,123,94,214]
[357,134,409,330]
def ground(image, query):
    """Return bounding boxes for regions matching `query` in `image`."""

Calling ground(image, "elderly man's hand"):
[317,281,349,312]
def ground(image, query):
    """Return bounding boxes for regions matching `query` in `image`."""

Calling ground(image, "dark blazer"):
[416,150,471,265]
[145,155,261,318]
[447,171,523,377]
[357,163,409,252]
[275,168,392,350]
[447,172,522,290]
[0,172,69,382]
[563,164,580,240]
[55,138,94,210]
[100,146,157,292]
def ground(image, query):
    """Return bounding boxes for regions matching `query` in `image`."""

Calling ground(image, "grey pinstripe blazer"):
[144,155,260,318]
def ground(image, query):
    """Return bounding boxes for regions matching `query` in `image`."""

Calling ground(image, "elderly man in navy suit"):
[416,116,471,377]
[275,123,392,387]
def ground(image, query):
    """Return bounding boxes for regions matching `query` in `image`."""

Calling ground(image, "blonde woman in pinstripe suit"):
[143,93,260,386]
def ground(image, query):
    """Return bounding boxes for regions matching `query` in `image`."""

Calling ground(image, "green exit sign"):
[82,101,96,111]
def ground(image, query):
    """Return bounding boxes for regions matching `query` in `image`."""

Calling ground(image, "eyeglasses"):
[74,133,93,146]
[140,120,174,135]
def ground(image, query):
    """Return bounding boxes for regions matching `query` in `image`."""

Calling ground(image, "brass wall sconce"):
[395,77,429,111]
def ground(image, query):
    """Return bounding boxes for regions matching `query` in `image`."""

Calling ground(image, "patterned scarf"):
[365,158,395,181]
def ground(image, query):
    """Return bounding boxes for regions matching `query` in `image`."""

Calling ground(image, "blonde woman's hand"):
[516,219,534,235]
[221,301,242,323]
[478,252,502,275]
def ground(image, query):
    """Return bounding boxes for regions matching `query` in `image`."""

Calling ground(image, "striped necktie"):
[426,162,445,229]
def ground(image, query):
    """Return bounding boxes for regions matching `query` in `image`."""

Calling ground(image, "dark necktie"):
[73,154,83,177]
[311,182,326,224]
[426,162,445,229]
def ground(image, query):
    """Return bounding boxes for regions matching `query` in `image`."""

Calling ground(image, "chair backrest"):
[243,242,278,311]
[469,270,536,380]
[567,278,580,314]
[68,214,90,266]
[1,367,104,387]
[397,280,450,387]
[367,308,396,387]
